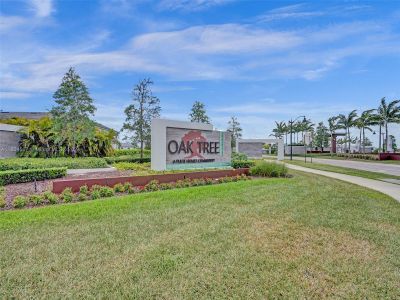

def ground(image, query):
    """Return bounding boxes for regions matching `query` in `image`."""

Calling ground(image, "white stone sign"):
[151,119,231,171]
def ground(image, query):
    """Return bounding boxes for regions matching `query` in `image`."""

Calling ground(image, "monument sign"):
[151,119,231,170]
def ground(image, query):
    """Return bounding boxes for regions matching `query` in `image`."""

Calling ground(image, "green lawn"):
[290,153,400,165]
[0,173,399,298]
[284,160,400,182]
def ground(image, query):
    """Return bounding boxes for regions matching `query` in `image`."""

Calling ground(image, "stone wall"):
[238,142,265,158]
[0,130,20,158]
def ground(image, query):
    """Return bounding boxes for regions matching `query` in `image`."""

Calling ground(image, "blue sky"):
[1,0,399,144]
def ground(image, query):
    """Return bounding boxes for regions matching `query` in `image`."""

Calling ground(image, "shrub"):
[43,191,58,204]
[205,178,213,185]
[78,193,87,201]
[0,167,67,185]
[144,180,160,192]
[112,162,151,171]
[91,185,102,192]
[123,182,133,192]
[0,186,6,208]
[112,149,151,157]
[159,183,173,190]
[0,157,107,171]
[105,156,151,164]
[231,160,255,169]
[113,183,125,193]
[79,185,89,195]
[61,187,74,203]
[99,186,114,197]
[13,195,27,208]
[250,161,288,177]
[91,190,101,200]
[29,194,44,205]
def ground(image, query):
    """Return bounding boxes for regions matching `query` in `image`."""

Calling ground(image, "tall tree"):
[375,98,400,152]
[227,116,242,149]
[327,116,339,154]
[337,110,358,152]
[189,101,210,123]
[50,67,96,157]
[355,109,375,154]
[313,122,329,151]
[270,121,285,139]
[122,78,161,158]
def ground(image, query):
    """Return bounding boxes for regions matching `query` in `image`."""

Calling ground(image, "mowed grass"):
[285,159,400,182]
[0,172,399,299]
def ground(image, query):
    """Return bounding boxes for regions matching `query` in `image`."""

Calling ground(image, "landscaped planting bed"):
[3,174,250,210]
[0,157,108,171]
[53,168,250,193]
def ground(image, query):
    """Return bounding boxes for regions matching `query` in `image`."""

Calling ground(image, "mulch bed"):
[3,170,132,208]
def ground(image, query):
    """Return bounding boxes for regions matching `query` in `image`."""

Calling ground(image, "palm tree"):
[327,116,339,154]
[337,110,358,152]
[375,98,400,152]
[270,121,286,139]
[355,109,375,154]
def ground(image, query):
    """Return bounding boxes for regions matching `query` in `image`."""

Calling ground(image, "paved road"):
[288,156,400,176]
[287,164,400,202]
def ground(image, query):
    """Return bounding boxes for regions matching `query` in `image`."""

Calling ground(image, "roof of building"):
[0,111,112,131]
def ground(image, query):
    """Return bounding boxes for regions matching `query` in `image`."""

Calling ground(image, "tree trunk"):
[359,129,362,153]
[362,127,365,154]
[140,140,144,159]
[385,122,389,152]
[379,124,382,152]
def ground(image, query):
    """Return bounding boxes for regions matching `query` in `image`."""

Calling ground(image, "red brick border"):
[53,168,249,193]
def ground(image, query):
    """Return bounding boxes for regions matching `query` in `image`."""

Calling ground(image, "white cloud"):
[158,0,233,11]
[0,16,27,32]
[29,0,54,17]
[0,91,32,99]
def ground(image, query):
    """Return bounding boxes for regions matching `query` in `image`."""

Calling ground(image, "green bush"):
[112,149,150,157]
[79,185,89,195]
[113,183,125,193]
[61,187,74,203]
[112,162,150,171]
[105,156,150,164]
[0,157,108,171]
[91,190,101,200]
[99,186,114,198]
[231,152,255,169]
[0,186,6,208]
[13,195,27,208]
[123,182,133,192]
[337,153,379,160]
[231,160,255,169]
[0,167,67,185]
[250,161,288,177]
[91,185,102,191]
[144,180,160,192]
[43,191,58,204]
[77,193,87,202]
[29,194,44,205]
[159,183,173,190]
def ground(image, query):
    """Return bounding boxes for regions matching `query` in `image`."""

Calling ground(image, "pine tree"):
[189,101,210,123]
[313,122,329,151]
[50,67,96,157]
[122,78,161,158]
[227,116,242,149]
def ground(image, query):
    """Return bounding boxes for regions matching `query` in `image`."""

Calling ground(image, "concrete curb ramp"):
[287,164,400,202]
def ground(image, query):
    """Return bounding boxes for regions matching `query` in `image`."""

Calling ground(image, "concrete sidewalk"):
[288,156,400,176]
[287,164,400,202]
[67,167,116,175]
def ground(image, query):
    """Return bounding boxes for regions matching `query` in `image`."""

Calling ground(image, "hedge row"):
[0,157,108,171]
[0,167,67,185]
[0,187,5,208]
[112,149,151,157]
[249,161,288,177]
[8,174,250,209]
[104,156,151,164]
